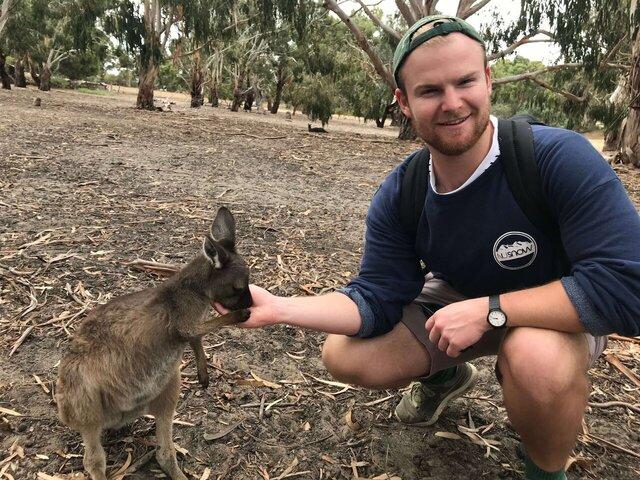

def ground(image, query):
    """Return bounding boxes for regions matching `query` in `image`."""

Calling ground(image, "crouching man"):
[221,15,640,480]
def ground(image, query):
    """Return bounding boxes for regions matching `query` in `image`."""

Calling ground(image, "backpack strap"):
[497,119,559,240]
[399,147,430,237]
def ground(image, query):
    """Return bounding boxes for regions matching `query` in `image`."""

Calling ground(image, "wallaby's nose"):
[237,289,253,309]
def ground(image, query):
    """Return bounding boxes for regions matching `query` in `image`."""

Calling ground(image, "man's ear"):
[395,88,412,119]
[484,65,492,95]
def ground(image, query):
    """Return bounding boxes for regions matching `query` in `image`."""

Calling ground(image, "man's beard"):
[417,107,490,156]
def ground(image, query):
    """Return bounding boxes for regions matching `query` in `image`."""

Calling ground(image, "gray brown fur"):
[56,207,252,480]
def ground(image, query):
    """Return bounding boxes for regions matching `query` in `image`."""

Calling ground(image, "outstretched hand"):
[213,284,281,329]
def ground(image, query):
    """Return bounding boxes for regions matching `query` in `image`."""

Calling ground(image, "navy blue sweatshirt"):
[341,125,640,338]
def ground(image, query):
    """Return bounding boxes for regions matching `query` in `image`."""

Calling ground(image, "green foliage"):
[295,73,336,126]
[158,61,184,91]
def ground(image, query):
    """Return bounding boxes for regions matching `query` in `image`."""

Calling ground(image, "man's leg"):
[322,320,431,390]
[497,327,590,476]
[322,303,483,426]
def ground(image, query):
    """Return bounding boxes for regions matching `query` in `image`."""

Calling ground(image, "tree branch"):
[407,0,423,18]
[395,0,417,26]
[324,0,395,90]
[458,0,492,19]
[354,0,401,40]
[529,76,587,102]
[488,30,556,61]
[492,63,583,85]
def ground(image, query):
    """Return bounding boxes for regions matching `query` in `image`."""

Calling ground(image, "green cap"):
[392,15,485,87]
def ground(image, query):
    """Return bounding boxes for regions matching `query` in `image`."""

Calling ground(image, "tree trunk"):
[621,29,640,167]
[190,52,204,108]
[137,58,158,110]
[14,56,26,87]
[397,110,417,140]
[39,64,51,91]
[243,88,254,111]
[29,57,40,87]
[0,49,11,90]
[231,72,245,112]
[270,60,286,114]
[208,84,219,107]
[376,102,394,128]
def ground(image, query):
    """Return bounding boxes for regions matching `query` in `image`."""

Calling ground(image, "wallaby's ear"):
[202,235,229,269]
[211,207,236,252]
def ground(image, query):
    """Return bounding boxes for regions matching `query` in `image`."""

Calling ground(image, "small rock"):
[33,97,42,107]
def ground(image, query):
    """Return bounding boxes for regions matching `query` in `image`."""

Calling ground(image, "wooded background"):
[0,0,638,164]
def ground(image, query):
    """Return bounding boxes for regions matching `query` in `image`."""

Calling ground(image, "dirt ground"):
[1,87,639,480]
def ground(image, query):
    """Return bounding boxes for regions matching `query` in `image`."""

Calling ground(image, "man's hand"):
[214,284,280,329]
[425,297,490,357]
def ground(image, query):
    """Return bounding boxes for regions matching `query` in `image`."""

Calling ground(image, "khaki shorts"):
[401,273,608,377]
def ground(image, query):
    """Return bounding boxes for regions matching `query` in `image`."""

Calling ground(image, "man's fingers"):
[425,317,434,332]
[437,336,448,353]
[446,344,460,358]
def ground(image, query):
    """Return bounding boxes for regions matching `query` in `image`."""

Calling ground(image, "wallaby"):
[56,207,252,480]
[308,123,327,133]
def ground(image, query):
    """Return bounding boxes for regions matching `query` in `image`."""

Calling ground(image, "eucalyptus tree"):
[104,1,180,109]
[515,0,640,165]
[172,0,234,107]
[2,0,104,91]
[0,0,18,88]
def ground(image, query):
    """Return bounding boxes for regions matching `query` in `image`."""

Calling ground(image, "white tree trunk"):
[0,0,13,38]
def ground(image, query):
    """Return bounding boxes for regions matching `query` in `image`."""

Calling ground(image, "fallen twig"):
[588,401,640,414]
[126,259,180,277]
[586,433,640,459]
[608,334,640,345]
[9,325,35,357]
[604,353,640,388]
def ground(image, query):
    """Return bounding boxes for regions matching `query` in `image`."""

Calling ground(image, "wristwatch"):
[487,295,507,328]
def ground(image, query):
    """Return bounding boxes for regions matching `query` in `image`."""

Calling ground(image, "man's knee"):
[321,334,359,384]
[497,327,589,405]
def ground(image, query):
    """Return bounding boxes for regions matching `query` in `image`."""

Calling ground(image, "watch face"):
[488,310,507,327]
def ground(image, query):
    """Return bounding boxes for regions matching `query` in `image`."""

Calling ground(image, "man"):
[221,15,640,480]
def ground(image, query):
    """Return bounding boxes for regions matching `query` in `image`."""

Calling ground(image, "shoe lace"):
[410,381,435,405]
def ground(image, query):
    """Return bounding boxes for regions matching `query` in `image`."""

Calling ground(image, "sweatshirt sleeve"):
[535,127,640,336]
[339,156,425,338]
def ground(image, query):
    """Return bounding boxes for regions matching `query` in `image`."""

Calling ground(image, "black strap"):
[497,119,558,240]
[399,147,430,238]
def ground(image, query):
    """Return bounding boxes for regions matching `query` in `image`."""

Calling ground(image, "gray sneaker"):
[394,363,478,426]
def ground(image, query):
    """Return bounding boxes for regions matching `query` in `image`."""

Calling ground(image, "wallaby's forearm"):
[275,292,361,335]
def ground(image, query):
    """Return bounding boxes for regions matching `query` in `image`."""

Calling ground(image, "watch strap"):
[489,294,500,311]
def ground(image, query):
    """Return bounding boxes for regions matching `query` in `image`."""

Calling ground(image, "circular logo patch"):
[493,232,538,270]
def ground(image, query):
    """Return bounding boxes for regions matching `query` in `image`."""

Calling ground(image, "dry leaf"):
[174,443,189,456]
[248,372,282,389]
[345,409,361,431]
[108,450,132,480]
[0,407,22,417]
[203,421,241,441]
[200,467,211,480]
[435,431,462,440]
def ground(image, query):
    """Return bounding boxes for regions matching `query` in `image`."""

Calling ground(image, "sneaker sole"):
[395,363,479,427]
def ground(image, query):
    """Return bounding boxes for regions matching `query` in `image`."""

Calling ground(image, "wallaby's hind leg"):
[149,367,187,480]
[80,427,107,480]
[189,337,209,389]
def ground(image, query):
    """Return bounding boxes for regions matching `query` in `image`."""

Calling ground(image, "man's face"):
[395,33,492,156]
